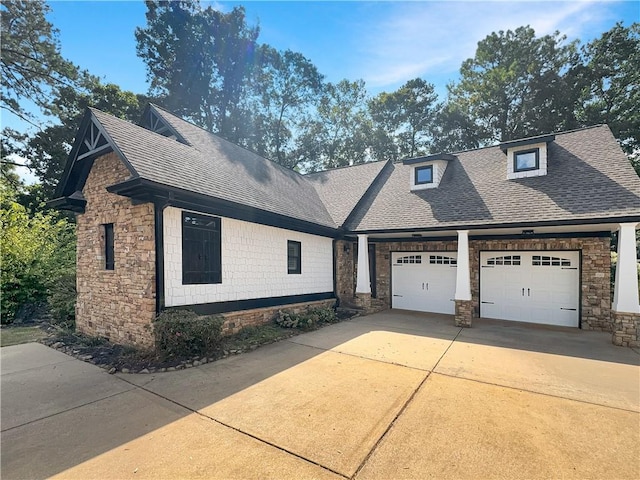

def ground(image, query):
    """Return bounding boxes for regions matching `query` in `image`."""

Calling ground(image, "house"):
[50,104,640,348]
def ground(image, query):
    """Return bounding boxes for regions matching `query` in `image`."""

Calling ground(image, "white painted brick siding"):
[163,207,334,307]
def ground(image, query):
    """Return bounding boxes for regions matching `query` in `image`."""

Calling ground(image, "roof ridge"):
[305,158,387,176]
[423,124,609,158]
[148,104,316,182]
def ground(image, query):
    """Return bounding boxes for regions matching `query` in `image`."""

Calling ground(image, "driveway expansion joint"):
[0,387,136,433]
[286,338,438,373]
[114,375,350,479]
[350,327,462,479]
[430,371,640,414]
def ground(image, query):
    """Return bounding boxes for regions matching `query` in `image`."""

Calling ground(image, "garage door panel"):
[480,251,579,328]
[392,252,456,315]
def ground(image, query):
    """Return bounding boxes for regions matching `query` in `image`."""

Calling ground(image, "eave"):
[107,177,340,239]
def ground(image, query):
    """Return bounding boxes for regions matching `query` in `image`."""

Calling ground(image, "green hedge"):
[154,309,224,359]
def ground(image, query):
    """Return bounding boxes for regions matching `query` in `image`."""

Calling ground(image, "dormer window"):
[404,153,456,191]
[514,148,539,172]
[415,165,433,185]
[501,134,554,180]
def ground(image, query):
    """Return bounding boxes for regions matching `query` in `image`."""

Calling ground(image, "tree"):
[576,22,640,162]
[429,103,483,153]
[369,78,439,160]
[0,176,76,323]
[447,26,580,145]
[0,0,79,125]
[298,79,372,171]
[135,1,259,141]
[250,47,324,167]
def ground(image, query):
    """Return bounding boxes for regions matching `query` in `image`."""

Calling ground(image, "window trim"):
[104,223,114,270]
[287,240,301,274]
[513,148,540,172]
[414,165,434,185]
[181,211,222,285]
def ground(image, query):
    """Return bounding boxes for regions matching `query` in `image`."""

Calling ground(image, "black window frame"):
[104,223,114,270]
[514,148,540,172]
[414,165,434,185]
[182,211,222,285]
[287,240,301,275]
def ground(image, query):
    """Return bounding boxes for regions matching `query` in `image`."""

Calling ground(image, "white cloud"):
[352,1,616,89]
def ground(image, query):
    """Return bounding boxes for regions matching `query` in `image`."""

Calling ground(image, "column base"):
[612,311,640,347]
[455,300,473,328]
[353,293,372,311]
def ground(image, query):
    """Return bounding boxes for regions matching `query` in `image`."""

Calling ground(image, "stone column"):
[612,223,640,347]
[355,234,371,310]
[454,230,473,327]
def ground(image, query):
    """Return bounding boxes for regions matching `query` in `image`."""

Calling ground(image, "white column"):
[612,223,639,313]
[455,230,472,301]
[355,234,371,294]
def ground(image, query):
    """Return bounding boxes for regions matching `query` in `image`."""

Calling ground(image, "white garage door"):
[391,252,457,315]
[480,251,580,327]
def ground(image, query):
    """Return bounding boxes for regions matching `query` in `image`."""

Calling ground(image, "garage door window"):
[429,255,457,265]
[486,255,521,266]
[532,255,571,267]
[396,255,422,264]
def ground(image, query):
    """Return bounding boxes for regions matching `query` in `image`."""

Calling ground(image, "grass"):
[1,325,48,347]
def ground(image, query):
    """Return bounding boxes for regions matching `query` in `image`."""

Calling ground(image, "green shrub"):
[275,306,337,330]
[153,309,223,359]
[310,306,338,324]
[0,198,76,324]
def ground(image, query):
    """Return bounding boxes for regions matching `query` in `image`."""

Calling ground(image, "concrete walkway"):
[2,311,639,479]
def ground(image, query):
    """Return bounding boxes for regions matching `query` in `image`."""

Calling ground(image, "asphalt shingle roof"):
[86,107,640,233]
[305,161,388,226]
[348,125,640,232]
[92,107,337,229]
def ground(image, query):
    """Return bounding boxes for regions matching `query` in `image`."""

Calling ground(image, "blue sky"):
[43,0,637,98]
[5,1,639,180]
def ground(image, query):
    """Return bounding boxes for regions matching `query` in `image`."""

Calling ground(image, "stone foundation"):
[220,299,337,336]
[455,300,473,327]
[352,293,372,311]
[612,311,640,347]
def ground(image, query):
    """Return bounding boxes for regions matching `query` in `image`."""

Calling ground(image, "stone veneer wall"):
[76,152,156,348]
[335,240,356,304]
[368,236,611,330]
[612,312,640,347]
[220,299,336,336]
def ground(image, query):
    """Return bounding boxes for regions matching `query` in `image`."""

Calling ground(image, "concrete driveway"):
[2,311,639,479]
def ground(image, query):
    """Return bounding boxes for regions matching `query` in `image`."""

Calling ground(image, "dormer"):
[500,134,555,180]
[404,153,456,191]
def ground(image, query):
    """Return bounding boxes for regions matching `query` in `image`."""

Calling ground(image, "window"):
[486,255,521,266]
[182,212,221,284]
[288,240,301,274]
[103,223,114,270]
[415,165,433,184]
[532,255,571,267]
[396,255,422,264]
[429,255,457,265]
[514,148,539,172]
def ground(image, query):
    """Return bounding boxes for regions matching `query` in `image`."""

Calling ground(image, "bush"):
[153,309,223,359]
[0,199,76,324]
[275,306,338,330]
